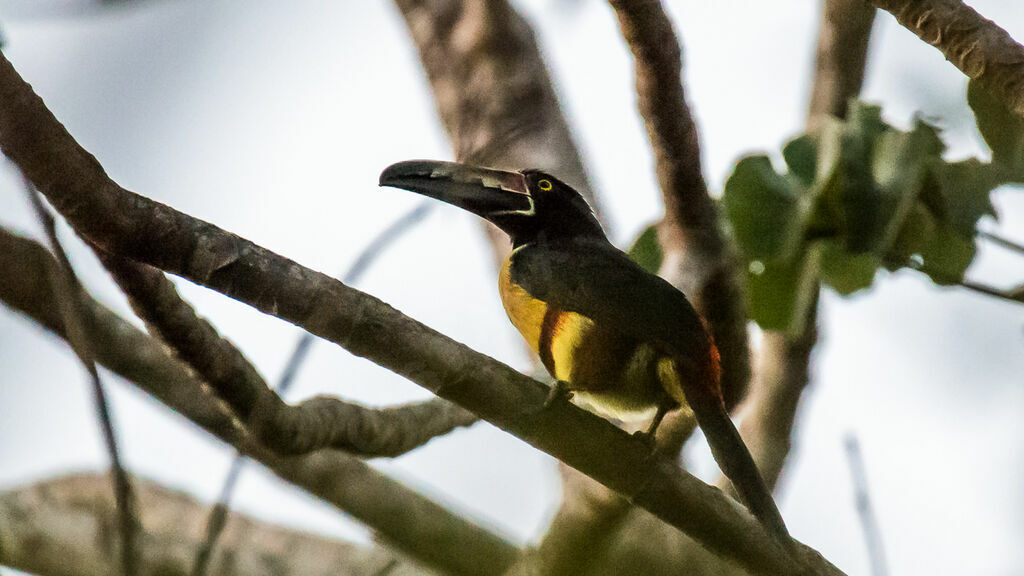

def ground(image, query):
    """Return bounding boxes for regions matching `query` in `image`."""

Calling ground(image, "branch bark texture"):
[0,473,435,576]
[0,51,839,576]
[394,0,596,207]
[871,0,1024,118]
[98,251,476,458]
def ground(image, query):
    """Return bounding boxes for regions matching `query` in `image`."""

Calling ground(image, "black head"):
[379,160,604,247]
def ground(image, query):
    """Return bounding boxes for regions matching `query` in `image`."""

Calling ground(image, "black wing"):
[509,238,791,543]
[509,239,713,384]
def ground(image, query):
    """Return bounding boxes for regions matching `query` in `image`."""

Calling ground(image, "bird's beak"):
[379,160,533,220]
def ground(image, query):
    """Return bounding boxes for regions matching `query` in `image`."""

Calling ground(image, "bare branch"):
[607,0,750,410]
[807,0,877,127]
[20,176,140,576]
[0,473,437,576]
[0,227,519,576]
[393,0,598,210]
[0,52,840,576]
[843,435,890,576]
[870,0,1024,118]
[738,0,876,493]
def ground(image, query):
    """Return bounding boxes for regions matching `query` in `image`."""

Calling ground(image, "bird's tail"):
[694,398,791,545]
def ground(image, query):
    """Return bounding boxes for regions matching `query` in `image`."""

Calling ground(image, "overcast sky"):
[1,2,1023,575]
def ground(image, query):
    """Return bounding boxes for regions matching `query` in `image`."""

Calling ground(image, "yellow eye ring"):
[537,179,553,191]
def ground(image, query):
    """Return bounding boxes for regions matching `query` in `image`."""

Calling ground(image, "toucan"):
[380,160,789,543]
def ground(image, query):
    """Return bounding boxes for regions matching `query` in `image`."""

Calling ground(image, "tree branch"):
[607,0,750,410]
[737,0,876,493]
[0,227,519,576]
[0,473,436,576]
[869,0,1024,118]
[393,0,597,207]
[97,251,476,458]
[843,435,890,576]
[0,51,840,576]
[21,176,140,576]
[193,199,436,576]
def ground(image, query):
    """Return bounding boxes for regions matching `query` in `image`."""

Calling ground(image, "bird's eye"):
[537,179,553,191]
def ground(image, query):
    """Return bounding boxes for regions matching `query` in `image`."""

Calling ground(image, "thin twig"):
[20,174,140,576]
[907,260,1024,304]
[843,434,890,576]
[192,200,436,576]
[979,230,1024,256]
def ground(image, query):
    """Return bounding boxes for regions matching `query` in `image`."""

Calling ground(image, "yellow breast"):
[498,255,592,381]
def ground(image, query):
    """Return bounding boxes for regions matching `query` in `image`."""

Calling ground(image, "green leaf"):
[782,134,818,187]
[918,223,976,285]
[819,240,879,295]
[627,223,662,274]
[723,155,804,261]
[746,250,819,332]
[967,79,1024,173]
[927,159,998,237]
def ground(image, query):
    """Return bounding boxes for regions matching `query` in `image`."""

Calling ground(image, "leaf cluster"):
[633,87,1023,332]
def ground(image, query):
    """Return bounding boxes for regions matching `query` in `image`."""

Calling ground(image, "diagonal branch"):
[0,51,840,576]
[0,227,519,576]
[97,251,476,458]
[869,0,1024,118]
[608,0,750,410]
[20,176,140,576]
[0,473,437,576]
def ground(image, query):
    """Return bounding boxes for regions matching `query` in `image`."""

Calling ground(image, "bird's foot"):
[544,380,574,409]
[631,428,658,450]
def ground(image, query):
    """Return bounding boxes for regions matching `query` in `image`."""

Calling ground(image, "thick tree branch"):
[608,0,750,410]
[870,0,1024,118]
[0,228,519,576]
[0,52,839,576]
[393,0,597,209]
[98,252,476,457]
[0,473,436,576]
[22,178,140,576]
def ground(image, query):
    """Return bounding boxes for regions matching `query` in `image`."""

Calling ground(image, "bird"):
[379,159,790,543]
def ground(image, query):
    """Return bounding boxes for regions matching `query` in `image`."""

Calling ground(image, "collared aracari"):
[379,160,789,542]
